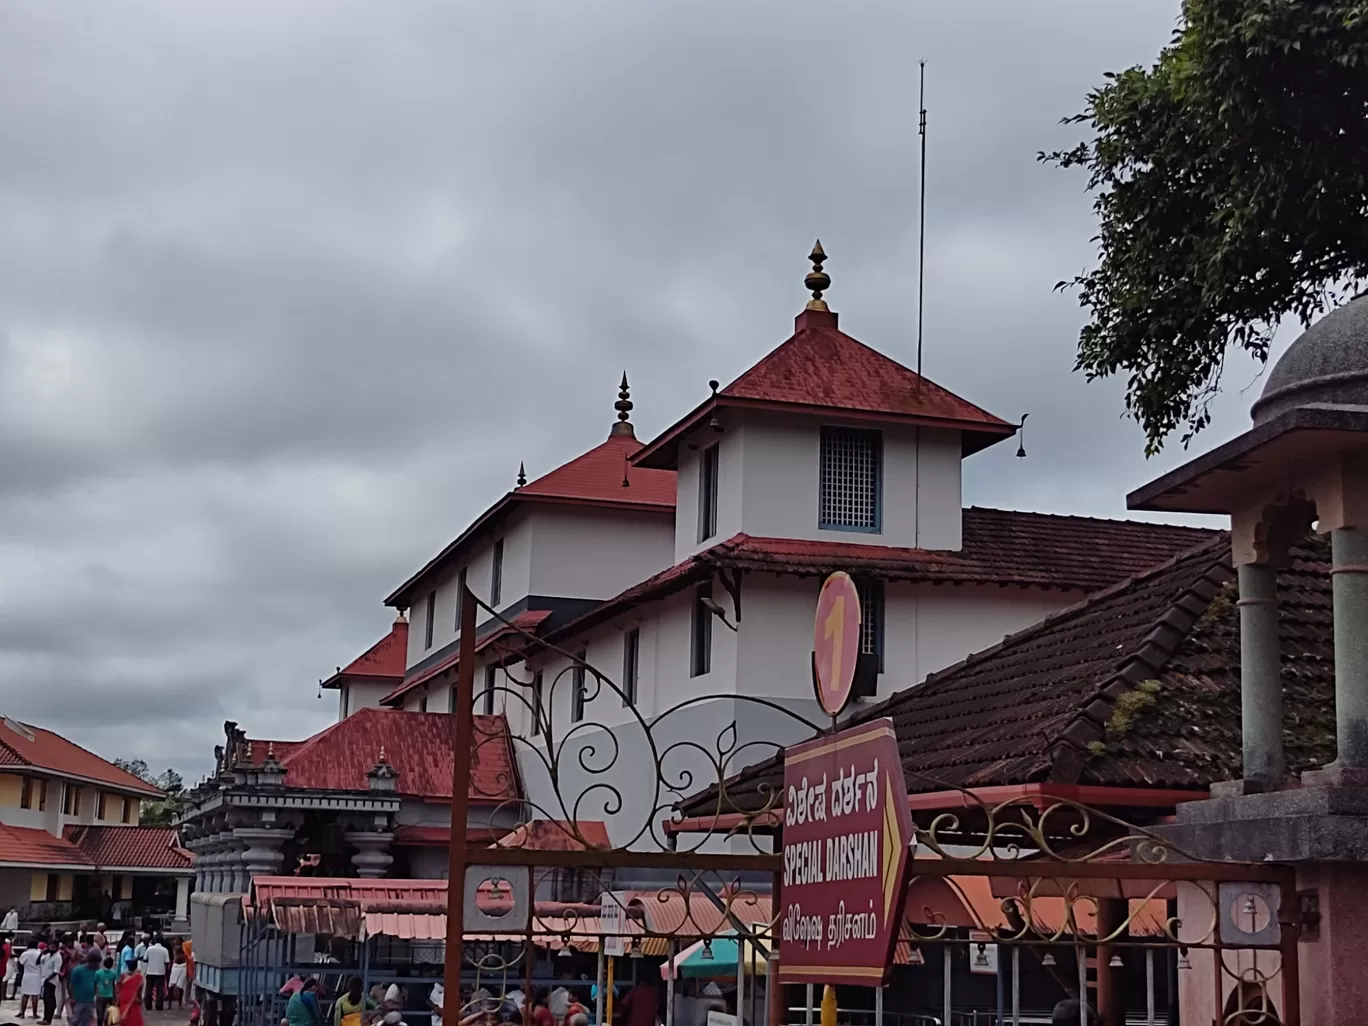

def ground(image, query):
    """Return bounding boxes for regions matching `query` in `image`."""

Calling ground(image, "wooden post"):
[443,585,479,1013]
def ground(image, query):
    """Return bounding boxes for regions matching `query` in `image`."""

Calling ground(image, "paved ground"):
[0,1007,191,1026]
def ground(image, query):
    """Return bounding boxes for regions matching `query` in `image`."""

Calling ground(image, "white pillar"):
[172,876,191,930]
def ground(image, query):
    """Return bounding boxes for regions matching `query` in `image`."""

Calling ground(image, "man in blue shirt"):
[66,949,101,1026]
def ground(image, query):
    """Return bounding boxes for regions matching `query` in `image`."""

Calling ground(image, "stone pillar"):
[235,827,293,883]
[171,876,192,932]
[1238,562,1285,786]
[344,830,395,878]
[1332,527,1368,770]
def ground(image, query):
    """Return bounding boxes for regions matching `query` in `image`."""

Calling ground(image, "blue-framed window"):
[698,444,720,543]
[856,578,885,671]
[819,427,882,533]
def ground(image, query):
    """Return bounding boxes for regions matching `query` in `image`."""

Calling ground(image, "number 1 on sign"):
[824,596,844,697]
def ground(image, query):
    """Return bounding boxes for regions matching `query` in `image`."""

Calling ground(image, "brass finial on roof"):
[610,372,635,438]
[516,462,527,488]
[804,240,830,311]
[267,742,275,758]
[378,745,388,763]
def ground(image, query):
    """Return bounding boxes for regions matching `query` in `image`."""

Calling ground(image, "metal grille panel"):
[820,428,880,530]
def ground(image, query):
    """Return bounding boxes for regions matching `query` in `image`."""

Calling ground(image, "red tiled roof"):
[0,825,92,868]
[683,534,1260,816]
[493,819,611,851]
[545,510,1218,643]
[394,825,505,846]
[385,428,675,610]
[519,431,676,507]
[322,616,409,689]
[247,708,520,803]
[380,609,552,706]
[634,308,1016,469]
[63,826,193,871]
[0,719,163,797]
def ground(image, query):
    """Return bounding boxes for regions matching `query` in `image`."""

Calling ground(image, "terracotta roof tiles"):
[63,826,192,871]
[686,532,1345,815]
[633,308,1016,469]
[322,616,409,689]
[247,708,519,802]
[0,825,91,868]
[0,720,162,797]
[546,510,1218,643]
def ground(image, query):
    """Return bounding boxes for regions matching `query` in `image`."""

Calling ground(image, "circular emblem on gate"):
[813,571,862,717]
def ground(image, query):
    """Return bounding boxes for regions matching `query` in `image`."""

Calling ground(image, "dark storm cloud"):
[2,0,1266,774]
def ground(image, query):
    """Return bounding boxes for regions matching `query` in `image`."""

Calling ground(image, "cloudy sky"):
[0,1,1276,778]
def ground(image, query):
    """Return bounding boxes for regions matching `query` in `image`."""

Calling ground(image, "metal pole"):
[996,946,1004,1026]
[943,942,952,1026]
[361,935,371,1026]
[595,947,605,1026]
[1011,948,1019,1026]
[805,984,813,1026]
[443,585,479,1013]
[1144,948,1154,1026]
[875,986,883,1026]
[523,934,534,1026]
[606,955,616,1025]
[665,941,676,1026]
[1076,946,1087,1026]
[737,937,746,1026]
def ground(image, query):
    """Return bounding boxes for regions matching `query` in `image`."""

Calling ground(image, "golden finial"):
[610,372,635,438]
[378,745,388,763]
[267,742,275,758]
[804,240,830,311]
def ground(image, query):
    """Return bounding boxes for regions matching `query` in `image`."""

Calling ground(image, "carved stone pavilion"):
[1130,293,1368,1025]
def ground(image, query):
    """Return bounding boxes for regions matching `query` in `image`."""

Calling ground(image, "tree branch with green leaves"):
[1043,0,1368,454]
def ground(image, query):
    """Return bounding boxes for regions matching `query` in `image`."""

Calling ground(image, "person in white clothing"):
[17,940,42,1019]
[2,910,18,932]
[142,936,170,1012]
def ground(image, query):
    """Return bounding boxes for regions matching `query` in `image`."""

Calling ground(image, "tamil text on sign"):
[778,718,912,987]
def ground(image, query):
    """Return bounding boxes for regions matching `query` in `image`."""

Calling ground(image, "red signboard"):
[813,571,861,717]
[778,718,912,987]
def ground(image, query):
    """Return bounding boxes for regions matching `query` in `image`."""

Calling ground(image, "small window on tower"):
[571,656,588,722]
[531,671,544,736]
[691,584,713,678]
[856,579,885,671]
[697,445,720,543]
[455,567,468,629]
[491,539,505,607]
[483,665,497,716]
[622,629,640,707]
[424,590,437,650]
[819,427,882,533]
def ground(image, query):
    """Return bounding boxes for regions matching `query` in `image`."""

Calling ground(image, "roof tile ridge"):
[1044,545,1235,783]
[889,534,1232,706]
[965,505,1221,533]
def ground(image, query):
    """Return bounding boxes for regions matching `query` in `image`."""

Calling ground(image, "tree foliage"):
[113,758,187,827]
[1044,0,1368,453]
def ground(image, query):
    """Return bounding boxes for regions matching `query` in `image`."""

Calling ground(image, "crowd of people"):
[0,926,194,1026]
[275,978,666,1026]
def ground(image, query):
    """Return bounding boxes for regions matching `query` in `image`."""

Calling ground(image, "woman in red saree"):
[114,968,144,1026]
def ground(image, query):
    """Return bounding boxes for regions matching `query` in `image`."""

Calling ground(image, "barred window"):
[571,656,587,722]
[698,445,720,542]
[622,628,641,707]
[482,664,497,716]
[856,578,885,670]
[819,428,882,532]
[531,672,544,736]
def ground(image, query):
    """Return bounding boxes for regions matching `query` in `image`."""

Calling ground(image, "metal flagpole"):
[804,984,813,1026]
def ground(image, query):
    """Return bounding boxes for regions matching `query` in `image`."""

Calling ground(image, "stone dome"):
[1252,294,1368,424]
